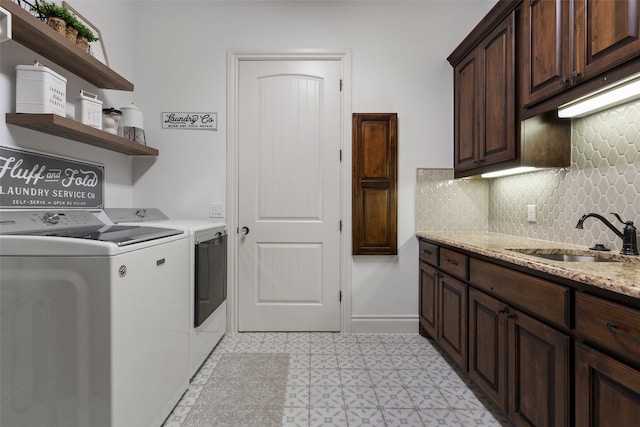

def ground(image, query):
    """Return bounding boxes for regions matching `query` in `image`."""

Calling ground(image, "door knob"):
[240,226,250,236]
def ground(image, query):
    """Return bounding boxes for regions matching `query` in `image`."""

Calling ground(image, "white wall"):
[124,0,490,331]
[2,0,491,331]
[1,1,137,207]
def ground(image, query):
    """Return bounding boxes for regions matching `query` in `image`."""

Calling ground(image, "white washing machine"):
[0,210,190,427]
[102,208,227,378]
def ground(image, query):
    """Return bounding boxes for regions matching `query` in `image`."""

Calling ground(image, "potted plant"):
[33,0,73,36]
[72,20,98,52]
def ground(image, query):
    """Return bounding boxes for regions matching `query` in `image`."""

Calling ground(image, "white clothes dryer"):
[102,208,227,378]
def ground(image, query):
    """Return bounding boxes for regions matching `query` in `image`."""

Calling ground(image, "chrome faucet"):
[576,213,639,255]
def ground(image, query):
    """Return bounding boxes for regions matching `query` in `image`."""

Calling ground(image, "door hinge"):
[340,79,343,92]
[339,291,342,302]
[339,220,343,232]
[339,149,342,162]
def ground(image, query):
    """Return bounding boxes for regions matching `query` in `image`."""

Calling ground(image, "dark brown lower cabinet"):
[575,343,640,427]
[508,308,570,427]
[419,261,438,339]
[469,288,508,411]
[438,273,468,371]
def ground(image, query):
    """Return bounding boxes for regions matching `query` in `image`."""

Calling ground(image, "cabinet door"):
[478,12,516,167]
[575,343,640,427]
[508,308,570,427]
[438,273,468,371]
[575,0,640,82]
[453,52,480,172]
[352,113,398,255]
[521,0,572,106]
[469,289,508,411]
[419,262,438,340]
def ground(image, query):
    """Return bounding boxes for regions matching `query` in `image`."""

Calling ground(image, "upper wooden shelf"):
[2,0,133,91]
[6,113,158,156]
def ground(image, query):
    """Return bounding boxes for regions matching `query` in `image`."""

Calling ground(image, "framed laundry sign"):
[0,146,104,209]
[162,112,218,130]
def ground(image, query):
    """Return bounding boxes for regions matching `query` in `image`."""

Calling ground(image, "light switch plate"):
[527,204,536,222]
[209,203,224,218]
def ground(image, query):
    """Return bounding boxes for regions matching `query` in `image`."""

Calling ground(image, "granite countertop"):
[416,231,640,300]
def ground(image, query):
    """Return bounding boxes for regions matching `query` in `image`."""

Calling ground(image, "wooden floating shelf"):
[1,0,133,91]
[6,113,158,156]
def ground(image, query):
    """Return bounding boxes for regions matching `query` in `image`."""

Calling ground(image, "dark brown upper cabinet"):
[352,113,397,255]
[521,0,573,107]
[522,0,640,116]
[448,1,571,178]
[452,11,516,176]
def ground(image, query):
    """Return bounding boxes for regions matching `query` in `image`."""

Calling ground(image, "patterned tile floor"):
[163,333,510,427]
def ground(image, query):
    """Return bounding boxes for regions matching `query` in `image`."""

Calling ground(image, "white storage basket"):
[16,64,67,116]
[75,90,103,129]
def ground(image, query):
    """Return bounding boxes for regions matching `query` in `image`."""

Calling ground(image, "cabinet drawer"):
[575,293,640,363]
[439,248,468,279]
[469,258,569,328]
[418,240,438,266]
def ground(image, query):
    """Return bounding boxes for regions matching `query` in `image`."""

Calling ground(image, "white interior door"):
[238,59,342,331]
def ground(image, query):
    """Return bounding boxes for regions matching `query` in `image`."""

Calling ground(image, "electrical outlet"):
[527,204,537,223]
[209,203,224,218]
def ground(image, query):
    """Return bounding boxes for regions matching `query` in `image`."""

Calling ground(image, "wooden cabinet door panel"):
[575,343,640,427]
[575,0,640,81]
[480,14,516,165]
[352,113,397,255]
[508,308,570,427]
[439,273,468,371]
[454,54,480,172]
[419,262,439,340]
[469,288,508,411]
[522,0,572,106]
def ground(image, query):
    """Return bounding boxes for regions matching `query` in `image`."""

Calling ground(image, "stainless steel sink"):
[506,248,621,263]
[526,253,616,263]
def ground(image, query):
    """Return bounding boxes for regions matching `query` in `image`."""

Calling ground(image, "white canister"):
[120,103,144,129]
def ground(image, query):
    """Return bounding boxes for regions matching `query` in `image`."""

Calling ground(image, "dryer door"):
[195,232,227,327]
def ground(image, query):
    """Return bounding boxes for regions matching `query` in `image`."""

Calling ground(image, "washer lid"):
[7,224,184,246]
[24,225,184,246]
[0,210,183,246]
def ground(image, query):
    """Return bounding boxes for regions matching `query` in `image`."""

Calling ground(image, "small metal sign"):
[162,112,217,130]
[0,146,104,209]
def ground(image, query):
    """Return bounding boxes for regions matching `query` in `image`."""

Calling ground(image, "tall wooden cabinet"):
[352,113,398,255]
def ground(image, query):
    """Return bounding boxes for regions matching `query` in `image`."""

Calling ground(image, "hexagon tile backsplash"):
[417,100,640,253]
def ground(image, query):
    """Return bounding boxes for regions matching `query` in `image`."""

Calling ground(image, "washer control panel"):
[0,210,105,234]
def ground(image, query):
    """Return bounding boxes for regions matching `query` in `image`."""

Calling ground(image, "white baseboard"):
[350,315,419,334]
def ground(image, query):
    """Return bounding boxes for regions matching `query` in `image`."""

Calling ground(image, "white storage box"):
[75,90,103,129]
[16,64,67,116]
